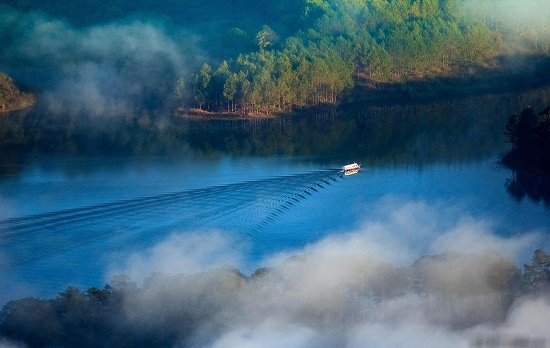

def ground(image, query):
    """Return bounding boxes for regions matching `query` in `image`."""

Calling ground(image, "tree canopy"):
[173,0,549,115]
[3,0,550,115]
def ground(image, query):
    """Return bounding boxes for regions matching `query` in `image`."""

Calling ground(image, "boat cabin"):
[342,162,361,175]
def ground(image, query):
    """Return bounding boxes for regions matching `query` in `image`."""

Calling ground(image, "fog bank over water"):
[107,231,247,283]
[113,197,546,284]
[1,137,549,346]
[0,6,197,115]
[107,197,549,347]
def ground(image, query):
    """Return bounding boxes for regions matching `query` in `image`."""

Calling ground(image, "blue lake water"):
[1,89,550,304]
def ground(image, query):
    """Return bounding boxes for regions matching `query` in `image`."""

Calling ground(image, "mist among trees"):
[1,1,550,347]
[1,249,548,347]
[1,0,550,115]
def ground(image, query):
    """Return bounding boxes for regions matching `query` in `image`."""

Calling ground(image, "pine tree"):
[523,249,550,293]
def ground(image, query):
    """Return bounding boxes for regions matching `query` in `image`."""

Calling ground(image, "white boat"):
[342,162,361,175]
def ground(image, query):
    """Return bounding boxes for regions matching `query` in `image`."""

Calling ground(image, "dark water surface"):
[1,88,550,303]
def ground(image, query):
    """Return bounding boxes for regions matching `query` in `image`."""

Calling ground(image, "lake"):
[1,87,550,304]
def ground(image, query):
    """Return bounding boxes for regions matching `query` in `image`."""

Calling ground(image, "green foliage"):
[256,25,278,50]
[4,0,547,115]
[4,0,535,115]
[192,63,212,110]
[303,0,330,19]
[174,0,510,115]
[186,39,354,115]
[174,76,186,103]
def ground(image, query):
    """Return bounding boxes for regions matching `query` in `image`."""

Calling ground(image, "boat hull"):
[342,162,361,175]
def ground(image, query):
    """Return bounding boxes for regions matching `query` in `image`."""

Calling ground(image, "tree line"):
[1,249,548,347]
[174,0,550,115]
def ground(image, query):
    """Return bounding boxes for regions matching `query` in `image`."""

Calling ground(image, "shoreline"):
[176,108,279,120]
[175,76,550,119]
[176,54,550,118]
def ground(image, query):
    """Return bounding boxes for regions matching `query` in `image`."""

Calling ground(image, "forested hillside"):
[175,0,550,115]
[2,0,550,115]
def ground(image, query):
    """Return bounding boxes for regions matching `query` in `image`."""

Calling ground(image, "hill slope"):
[2,0,550,116]
[0,72,35,112]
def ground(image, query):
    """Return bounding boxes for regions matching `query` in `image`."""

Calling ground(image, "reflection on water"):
[506,170,550,206]
[2,86,550,171]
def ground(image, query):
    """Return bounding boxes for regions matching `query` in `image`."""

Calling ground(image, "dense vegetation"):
[503,105,550,173]
[174,0,491,114]
[173,0,550,115]
[3,0,550,115]
[0,249,548,347]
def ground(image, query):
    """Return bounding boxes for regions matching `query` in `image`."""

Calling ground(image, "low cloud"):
[500,296,550,338]
[106,230,246,286]
[432,217,543,264]
[465,0,550,29]
[0,338,25,348]
[210,322,322,348]
[0,6,200,115]
[105,197,549,347]
[1,197,547,346]
[464,0,550,51]
[264,197,544,269]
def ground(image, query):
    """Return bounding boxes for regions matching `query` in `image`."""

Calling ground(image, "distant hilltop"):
[0,72,36,113]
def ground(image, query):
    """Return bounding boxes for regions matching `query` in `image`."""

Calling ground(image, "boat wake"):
[0,169,346,267]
